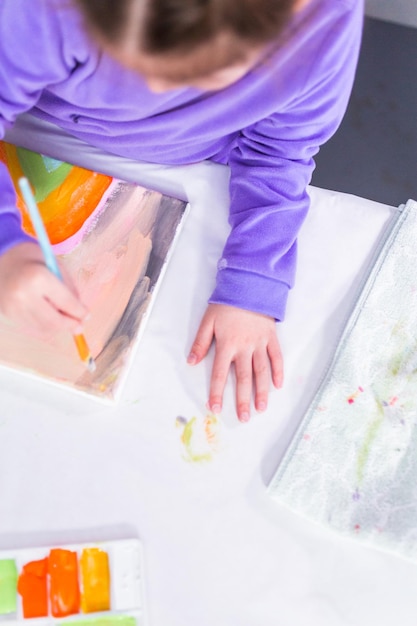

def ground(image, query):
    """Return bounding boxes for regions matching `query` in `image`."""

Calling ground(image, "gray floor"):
[312,17,417,207]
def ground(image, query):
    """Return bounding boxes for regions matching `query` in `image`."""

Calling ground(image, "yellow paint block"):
[80,548,111,613]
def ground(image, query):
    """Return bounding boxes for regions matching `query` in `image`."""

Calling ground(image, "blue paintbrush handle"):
[18,177,63,280]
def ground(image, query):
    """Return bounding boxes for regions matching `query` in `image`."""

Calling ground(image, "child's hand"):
[0,242,89,338]
[187,303,283,422]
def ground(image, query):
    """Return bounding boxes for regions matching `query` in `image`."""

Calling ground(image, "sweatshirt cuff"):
[209,267,290,322]
[0,212,36,256]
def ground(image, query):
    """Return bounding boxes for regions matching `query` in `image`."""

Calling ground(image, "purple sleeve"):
[0,163,35,254]
[210,2,364,321]
[0,0,75,255]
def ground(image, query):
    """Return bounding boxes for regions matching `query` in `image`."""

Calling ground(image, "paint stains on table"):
[176,413,221,463]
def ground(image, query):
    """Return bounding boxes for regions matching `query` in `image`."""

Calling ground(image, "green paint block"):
[65,617,137,626]
[0,559,18,614]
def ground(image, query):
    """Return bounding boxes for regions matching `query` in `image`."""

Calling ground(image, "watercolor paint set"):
[0,539,145,625]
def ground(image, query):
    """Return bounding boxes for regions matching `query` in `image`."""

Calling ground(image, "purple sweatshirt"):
[0,0,363,320]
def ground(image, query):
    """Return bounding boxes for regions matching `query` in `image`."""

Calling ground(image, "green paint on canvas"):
[16,146,72,202]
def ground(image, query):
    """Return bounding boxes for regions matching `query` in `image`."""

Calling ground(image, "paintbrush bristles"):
[74,334,96,372]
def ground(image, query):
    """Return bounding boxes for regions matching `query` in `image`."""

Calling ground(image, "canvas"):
[0,142,187,400]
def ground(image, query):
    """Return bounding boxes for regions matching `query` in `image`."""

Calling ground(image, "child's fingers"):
[24,297,80,338]
[208,348,232,415]
[252,348,271,413]
[187,310,215,365]
[0,243,87,335]
[268,335,284,389]
[187,304,284,422]
[2,270,88,337]
[46,274,89,326]
[234,353,253,423]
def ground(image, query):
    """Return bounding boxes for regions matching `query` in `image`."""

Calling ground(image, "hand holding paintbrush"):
[18,177,96,371]
[0,177,95,371]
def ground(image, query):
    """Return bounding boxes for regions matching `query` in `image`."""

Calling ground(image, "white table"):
[0,115,414,626]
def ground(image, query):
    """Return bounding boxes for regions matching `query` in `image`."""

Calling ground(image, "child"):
[0,0,363,421]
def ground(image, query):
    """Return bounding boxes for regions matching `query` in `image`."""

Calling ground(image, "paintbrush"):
[18,176,96,373]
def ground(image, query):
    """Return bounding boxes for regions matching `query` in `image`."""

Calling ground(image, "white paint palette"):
[0,539,145,625]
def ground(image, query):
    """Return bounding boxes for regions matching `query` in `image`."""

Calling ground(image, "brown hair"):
[74,0,296,55]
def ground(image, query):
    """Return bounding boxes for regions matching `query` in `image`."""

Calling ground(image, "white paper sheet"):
[1,115,414,626]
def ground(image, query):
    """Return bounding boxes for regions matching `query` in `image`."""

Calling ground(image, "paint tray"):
[0,538,145,624]
[0,142,188,401]
[268,199,417,564]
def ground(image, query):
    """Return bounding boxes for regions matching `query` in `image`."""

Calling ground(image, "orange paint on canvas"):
[80,548,111,613]
[48,549,80,617]
[17,558,48,618]
[0,142,112,244]
[35,168,112,244]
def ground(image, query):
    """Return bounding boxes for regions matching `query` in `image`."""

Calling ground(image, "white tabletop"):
[0,115,414,626]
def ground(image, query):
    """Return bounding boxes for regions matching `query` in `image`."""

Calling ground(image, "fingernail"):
[257,401,267,412]
[187,352,197,365]
[239,411,250,423]
[74,325,84,335]
[211,404,222,415]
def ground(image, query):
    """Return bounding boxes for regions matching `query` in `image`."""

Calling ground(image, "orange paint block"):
[48,548,80,617]
[80,548,111,613]
[17,558,48,618]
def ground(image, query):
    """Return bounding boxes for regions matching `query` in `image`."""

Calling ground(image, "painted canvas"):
[0,142,187,400]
